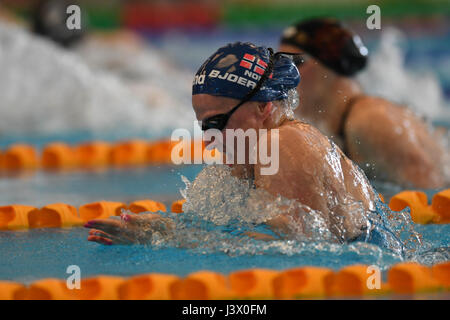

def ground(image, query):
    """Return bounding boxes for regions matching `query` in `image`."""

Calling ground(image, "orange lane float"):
[229,268,279,299]
[325,264,389,297]
[389,191,438,224]
[110,139,150,167]
[42,142,78,170]
[79,201,127,221]
[19,276,126,300]
[13,279,71,300]
[272,267,334,299]
[118,274,179,300]
[75,276,125,300]
[171,199,185,214]
[0,204,36,230]
[147,140,177,164]
[0,281,26,300]
[388,262,438,294]
[170,271,231,300]
[28,203,82,228]
[128,200,167,214]
[431,261,450,289]
[2,144,38,171]
[0,199,171,229]
[75,141,112,168]
[1,263,448,300]
[431,189,450,223]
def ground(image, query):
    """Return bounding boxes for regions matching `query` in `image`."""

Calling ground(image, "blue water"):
[0,165,202,207]
[0,223,448,283]
[0,25,449,284]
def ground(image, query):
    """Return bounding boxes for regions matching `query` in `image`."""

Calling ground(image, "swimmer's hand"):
[84,212,174,245]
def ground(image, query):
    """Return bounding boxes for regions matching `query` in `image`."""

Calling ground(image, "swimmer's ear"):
[257,102,272,120]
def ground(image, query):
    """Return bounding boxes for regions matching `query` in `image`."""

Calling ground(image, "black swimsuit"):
[337,96,364,155]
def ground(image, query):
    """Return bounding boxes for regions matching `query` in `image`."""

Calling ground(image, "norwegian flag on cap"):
[192,42,300,102]
[239,53,268,75]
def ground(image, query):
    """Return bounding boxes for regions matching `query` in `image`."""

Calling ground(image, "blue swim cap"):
[192,42,300,102]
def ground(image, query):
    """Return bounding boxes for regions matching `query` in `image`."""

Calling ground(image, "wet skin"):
[279,43,448,189]
[86,94,377,244]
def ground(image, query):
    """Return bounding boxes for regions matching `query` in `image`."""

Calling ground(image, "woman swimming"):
[279,18,449,189]
[85,42,381,245]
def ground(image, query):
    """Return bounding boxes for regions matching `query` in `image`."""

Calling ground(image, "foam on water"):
[0,22,195,136]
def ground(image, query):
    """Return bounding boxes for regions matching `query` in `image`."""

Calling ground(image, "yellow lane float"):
[0,281,26,300]
[13,279,71,300]
[110,140,149,167]
[171,199,185,214]
[0,204,36,230]
[2,262,446,300]
[431,189,450,223]
[2,144,38,171]
[79,201,127,221]
[28,203,82,228]
[0,138,208,174]
[272,266,333,299]
[0,198,169,229]
[128,200,167,213]
[170,271,231,300]
[147,140,177,164]
[389,191,438,224]
[325,264,389,297]
[118,274,179,300]
[431,261,450,289]
[75,141,112,168]
[42,142,78,170]
[229,269,279,299]
[388,262,439,294]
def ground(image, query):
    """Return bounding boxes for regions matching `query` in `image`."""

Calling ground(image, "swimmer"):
[32,0,85,47]
[279,18,449,189]
[85,42,379,245]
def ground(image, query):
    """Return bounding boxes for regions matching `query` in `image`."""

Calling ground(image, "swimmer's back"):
[343,96,447,188]
[257,119,375,212]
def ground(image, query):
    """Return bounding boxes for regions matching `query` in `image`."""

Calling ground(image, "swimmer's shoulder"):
[277,119,331,147]
[346,94,417,123]
[265,120,333,168]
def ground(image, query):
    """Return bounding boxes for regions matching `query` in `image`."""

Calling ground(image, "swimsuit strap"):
[339,95,365,155]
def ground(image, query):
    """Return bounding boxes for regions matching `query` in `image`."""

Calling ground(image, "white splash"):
[357,27,450,120]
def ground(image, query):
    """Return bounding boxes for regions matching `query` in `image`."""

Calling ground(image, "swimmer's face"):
[192,94,272,156]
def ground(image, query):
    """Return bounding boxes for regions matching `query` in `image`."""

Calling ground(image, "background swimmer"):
[85,42,379,245]
[0,2,194,136]
[279,18,449,189]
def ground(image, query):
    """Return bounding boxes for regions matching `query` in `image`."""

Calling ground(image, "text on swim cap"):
[207,70,257,89]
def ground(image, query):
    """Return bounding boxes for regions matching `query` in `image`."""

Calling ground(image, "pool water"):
[0,165,202,207]
[0,222,448,284]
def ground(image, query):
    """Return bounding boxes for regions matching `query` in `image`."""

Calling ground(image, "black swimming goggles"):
[200,50,304,132]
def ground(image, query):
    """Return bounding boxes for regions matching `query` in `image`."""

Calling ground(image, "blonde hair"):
[272,88,299,123]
